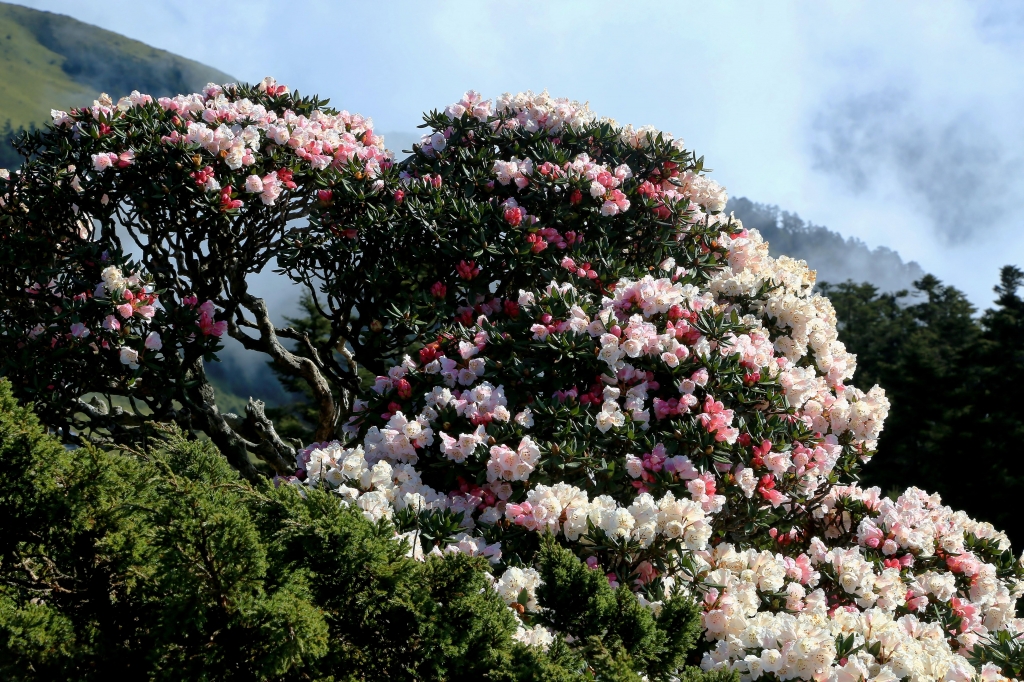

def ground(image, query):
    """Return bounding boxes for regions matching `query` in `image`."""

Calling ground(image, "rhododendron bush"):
[0,77,391,476]
[281,89,732,371]
[285,90,1024,681]
[2,81,1024,680]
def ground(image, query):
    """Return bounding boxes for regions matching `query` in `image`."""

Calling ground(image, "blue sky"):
[16,0,1024,306]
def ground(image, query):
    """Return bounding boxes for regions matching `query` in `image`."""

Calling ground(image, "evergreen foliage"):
[533,539,702,676]
[0,379,722,681]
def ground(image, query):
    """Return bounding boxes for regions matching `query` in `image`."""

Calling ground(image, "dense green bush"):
[0,379,724,681]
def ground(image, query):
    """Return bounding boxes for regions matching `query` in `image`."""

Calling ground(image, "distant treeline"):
[825,266,1024,546]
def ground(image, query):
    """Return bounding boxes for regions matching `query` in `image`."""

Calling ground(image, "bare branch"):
[235,293,338,442]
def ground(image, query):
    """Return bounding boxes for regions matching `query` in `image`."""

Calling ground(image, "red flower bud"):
[395,379,412,399]
[503,206,523,226]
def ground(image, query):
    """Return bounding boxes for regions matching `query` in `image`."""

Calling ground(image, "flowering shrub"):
[3,80,1023,679]
[0,77,392,472]
[284,92,1024,681]
[281,90,734,375]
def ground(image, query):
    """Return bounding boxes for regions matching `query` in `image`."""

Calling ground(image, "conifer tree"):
[0,379,719,681]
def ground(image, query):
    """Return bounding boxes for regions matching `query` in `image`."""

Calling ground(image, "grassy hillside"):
[0,1,232,131]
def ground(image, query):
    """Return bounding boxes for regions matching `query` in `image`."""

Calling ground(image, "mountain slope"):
[0,2,232,130]
[727,197,925,293]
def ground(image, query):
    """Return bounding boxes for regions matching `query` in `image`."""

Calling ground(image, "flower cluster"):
[700,604,979,681]
[46,76,392,219]
[695,489,1024,680]
[293,439,447,522]
[0,245,222,418]
[290,87,740,372]
[490,90,598,133]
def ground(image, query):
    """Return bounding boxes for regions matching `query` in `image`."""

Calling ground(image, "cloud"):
[811,89,1021,244]
[974,1,1024,45]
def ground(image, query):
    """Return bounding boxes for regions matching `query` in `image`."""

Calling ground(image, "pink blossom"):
[117,303,134,319]
[70,322,90,338]
[857,520,885,549]
[144,331,162,351]
[260,181,282,206]
[219,186,243,211]
[395,378,412,399]
[92,153,115,172]
[503,206,523,226]
[276,169,297,189]
[191,166,215,188]
[664,454,698,479]
[634,561,658,585]
[102,315,120,331]
[637,180,658,198]
[198,300,226,337]
[761,487,788,508]
[524,233,547,253]
[119,346,140,369]
[244,174,264,193]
